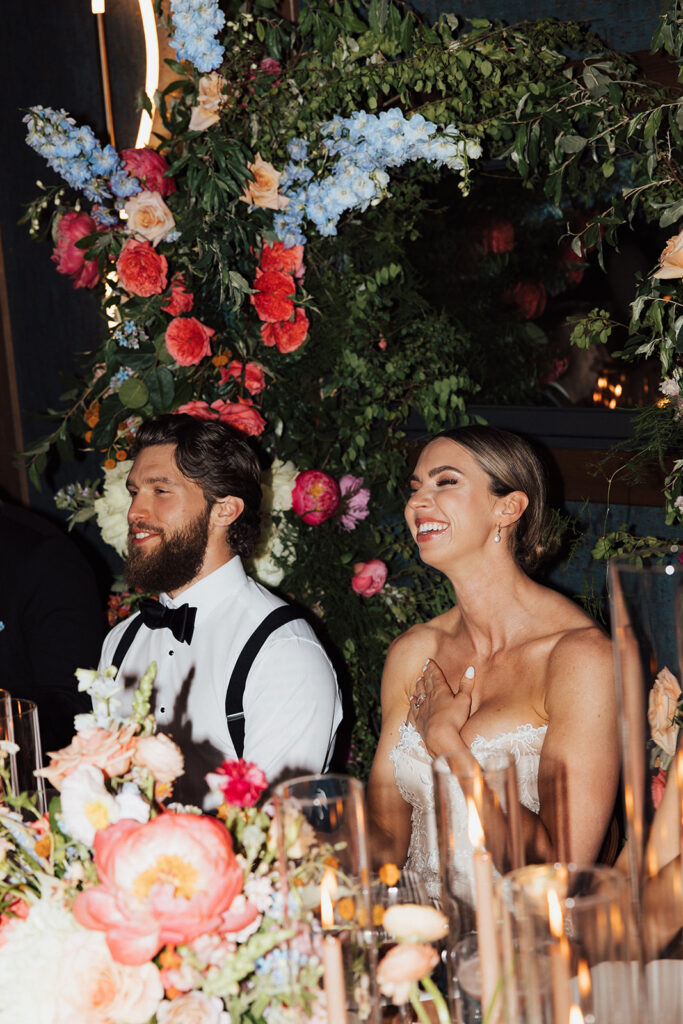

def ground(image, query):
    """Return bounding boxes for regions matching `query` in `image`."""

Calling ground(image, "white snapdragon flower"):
[75,665,122,728]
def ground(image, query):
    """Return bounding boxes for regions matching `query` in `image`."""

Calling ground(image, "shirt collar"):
[160,556,247,615]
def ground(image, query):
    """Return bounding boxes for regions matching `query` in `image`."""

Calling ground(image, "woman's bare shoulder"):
[382,610,458,698]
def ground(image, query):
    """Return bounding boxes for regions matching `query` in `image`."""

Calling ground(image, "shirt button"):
[169,650,174,656]
[160,707,165,714]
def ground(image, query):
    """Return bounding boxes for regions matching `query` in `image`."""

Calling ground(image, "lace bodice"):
[389,721,547,901]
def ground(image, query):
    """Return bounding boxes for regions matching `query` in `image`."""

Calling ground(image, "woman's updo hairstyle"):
[437,425,555,574]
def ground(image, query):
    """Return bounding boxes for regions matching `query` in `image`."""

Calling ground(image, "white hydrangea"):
[93,459,133,556]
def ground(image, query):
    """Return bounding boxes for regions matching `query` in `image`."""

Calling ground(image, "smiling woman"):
[367,424,619,894]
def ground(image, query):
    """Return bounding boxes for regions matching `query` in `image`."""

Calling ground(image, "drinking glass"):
[0,695,47,812]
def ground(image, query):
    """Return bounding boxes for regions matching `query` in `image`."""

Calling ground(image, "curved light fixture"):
[135,0,161,149]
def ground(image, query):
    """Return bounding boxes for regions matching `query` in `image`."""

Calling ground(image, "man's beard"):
[124,505,212,594]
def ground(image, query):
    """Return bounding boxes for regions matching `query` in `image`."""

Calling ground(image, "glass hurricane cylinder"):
[273,773,379,1024]
[609,552,683,1022]
[498,863,639,1024]
[0,695,46,812]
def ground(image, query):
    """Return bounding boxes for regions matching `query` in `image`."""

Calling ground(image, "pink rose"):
[157,991,226,1024]
[240,153,289,210]
[377,943,439,1005]
[121,147,176,196]
[651,767,667,809]
[174,399,219,420]
[291,470,340,525]
[210,397,266,436]
[250,270,295,323]
[220,360,266,395]
[133,734,184,784]
[339,474,371,531]
[73,814,245,964]
[260,308,309,353]
[351,559,388,597]
[36,724,138,790]
[124,190,175,246]
[116,239,168,297]
[51,211,100,289]
[162,275,194,315]
[259,240,304,278]
[165,317,214,366]
[205,758,268,807]
[54,930,163,1024]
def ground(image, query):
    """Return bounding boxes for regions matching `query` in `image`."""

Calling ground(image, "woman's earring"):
[494,523,501,543]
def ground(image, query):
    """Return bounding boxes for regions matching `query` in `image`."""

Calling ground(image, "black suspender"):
[111,605,305,760]
[225,606,305,758]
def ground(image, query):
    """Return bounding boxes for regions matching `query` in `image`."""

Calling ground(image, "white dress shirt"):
[99,558,342,805]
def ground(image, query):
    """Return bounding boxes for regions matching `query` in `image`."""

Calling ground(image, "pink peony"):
[116,239,168,297]
[162,275,194,315]
[260,308,309,353]
[220,360,266,395]
[73,814,245,965]
[165,317,214,366]
[36,724,138,790]
[251,270,295,323]
[121,147,176,196]
[259,241,304,278]
[339,474,371,531]
[51,211,100,289]
[174,400,219,420]
[205,758,268,807]
[351,559,388,597]
[133,734,184,785]
[210,397,266,436]
[292,470,340,526]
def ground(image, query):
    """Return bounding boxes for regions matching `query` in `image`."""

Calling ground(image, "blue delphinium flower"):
[113,320,147,350]
[169,0,225,73]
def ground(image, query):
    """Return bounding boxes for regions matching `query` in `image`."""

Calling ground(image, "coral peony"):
[121,147,176,196]
[174,400,219,420]
[220,360,266,395]
[240,153,289,210]
[116,239,168,297]
[210,397,266,436]
[260,308,309,353]
[36,724,138,790]
[351,559,388,597]
[124,191,175,246]
[73,814,245,965]
[259,240,304,278]
[339,474,371,531]
[205,758,268,807]
[51,211,100,289]
[162,275,194,315]
[165,317,214,366]
[480,220,514,255]
[501,280,546,320]
[292,470,340,526]
[250,270,295,323]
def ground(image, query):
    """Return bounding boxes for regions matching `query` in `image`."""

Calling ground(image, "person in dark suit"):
[0,500,104,754]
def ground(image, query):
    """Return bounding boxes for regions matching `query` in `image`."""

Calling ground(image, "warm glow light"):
[92,0,105,12]
[597,376,608,389]
[135,0,160,149]
[320,868,337,929]
[609,398,617,409]
[466,796,484,849]
[576,959,592,999]
[569,1005,585,1024]
[547,888,564,939]
[614,384,623,397]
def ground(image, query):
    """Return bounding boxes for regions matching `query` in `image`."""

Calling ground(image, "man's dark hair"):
[131,414,262,558]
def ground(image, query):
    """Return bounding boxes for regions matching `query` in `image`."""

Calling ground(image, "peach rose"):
[124,191,176,246]
[653,230,683,279]
[116,239,168,296]
[165,317,214,366]
[377,943,439,1005]
[189,72,226,132]
[54,929,163,1024]
[648,666,681,756]
[240,153,289,210]
[133,733,184,784]
[36,724,138,790]
[73,814,244,964]
[157,991,227,1024]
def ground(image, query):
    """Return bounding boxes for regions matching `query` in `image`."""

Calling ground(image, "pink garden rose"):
[121,147,176,196]
[116,239,168,297]
[339,474,371,531]
[220,360,266,395]
[156,991,226,1024]
[162,275,194,316]
[174,400,218,420]
[260,308,310,353]
[73,814,245,964]
[205,758,268,807]
[51,211,100,289]
[351,559,388,597]
[250,270,295,322]
[133,734,184,785]
[36,724,138,790]
[291,470,340,525]
[259,240,304,278]
[165,317,214,366]
[210,397,266,436]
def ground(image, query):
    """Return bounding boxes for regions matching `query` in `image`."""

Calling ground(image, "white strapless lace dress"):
[389,721,547,901]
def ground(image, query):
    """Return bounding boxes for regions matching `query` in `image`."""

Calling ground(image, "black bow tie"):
[139,598,197,644]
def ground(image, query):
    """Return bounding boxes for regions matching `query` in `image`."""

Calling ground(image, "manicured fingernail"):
[465,665,475,679]
[423,658,430,671]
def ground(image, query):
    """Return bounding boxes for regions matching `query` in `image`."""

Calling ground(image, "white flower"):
[382,903,449,942]
[266,458,298,512]
[0,741,19,758]
[60,764,149,845]
[660,377,680,398]
[250,525,288,586]
[244,874,274,912]
[75,664,122,728]
[93,459,133,556]
[675,495,683,512]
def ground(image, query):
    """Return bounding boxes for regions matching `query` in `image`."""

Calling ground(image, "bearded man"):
[99,414,342,804]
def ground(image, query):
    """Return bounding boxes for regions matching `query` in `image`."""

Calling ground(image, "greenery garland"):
[22,0,683,774]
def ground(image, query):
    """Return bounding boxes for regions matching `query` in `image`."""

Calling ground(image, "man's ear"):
[211,495,245,528]
[499,491,528,527]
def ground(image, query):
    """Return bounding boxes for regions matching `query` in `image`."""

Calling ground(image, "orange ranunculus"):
[164,317,214,366]
[260,308,309,353]
[240,153,289,210]
[653,230,683,279]
[73,814,245,965]
[250,270,295,323]
[116,239,168,297]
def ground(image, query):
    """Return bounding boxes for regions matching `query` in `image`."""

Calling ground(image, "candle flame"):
[320,868,337,928]
[466,796,484,849]
[576,959,591,998]
[547,888,564,939]
[569,1005,585,1024]
[92,0,105,12]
